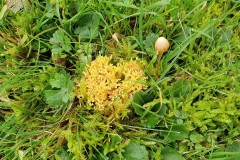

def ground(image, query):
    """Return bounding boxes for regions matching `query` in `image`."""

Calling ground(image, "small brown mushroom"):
[155,36,170,54]
[155,37,170,76]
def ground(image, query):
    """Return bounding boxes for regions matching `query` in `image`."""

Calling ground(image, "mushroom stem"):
[156,52,163,77]
[154,36,169,77]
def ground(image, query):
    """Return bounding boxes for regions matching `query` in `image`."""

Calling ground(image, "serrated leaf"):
[50,30,71,54]
[143,33,158,56]
[44,89,67,106]
[74,14,100,39]
[51,48,63,55]
[122,140,148,160]
[49,73,67,88]
[190,133,205,143]
[44,72,73,107]
[162,147,185,160]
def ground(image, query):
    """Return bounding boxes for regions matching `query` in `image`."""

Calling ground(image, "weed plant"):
[0,0,240,159]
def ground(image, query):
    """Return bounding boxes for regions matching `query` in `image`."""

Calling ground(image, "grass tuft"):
[0,0,240,159]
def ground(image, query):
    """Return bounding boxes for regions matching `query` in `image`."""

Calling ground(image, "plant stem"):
[156,52,163,77]
[139,0,144,51]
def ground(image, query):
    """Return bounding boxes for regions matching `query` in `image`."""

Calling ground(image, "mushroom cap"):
[155,37,170,54]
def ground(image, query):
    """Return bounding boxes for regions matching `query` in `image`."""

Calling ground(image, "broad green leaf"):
[122,139,148,160]
[132,91,155,116]
[211,142,240,160]
[49,73,67,88]
[190,133,205,143]
[44,72,73,107]
[50,30,71,54]
[96,153,109,160]
[225,142,240,153]
[132,91,167,128]
[55,148,72,160]
[174,110,188,119]
[74,14,100,39]
[103,135,122,155]
[44,89,67,106]
[169,77,191,99]
[216,141,240,153]
[162,147,185,160]
[143,33,158,56]
[142,104,167,128]
[161,124,189,141]
[110,135,122,149]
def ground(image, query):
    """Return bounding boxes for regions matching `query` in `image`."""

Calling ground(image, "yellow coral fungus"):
[76,56,147,119]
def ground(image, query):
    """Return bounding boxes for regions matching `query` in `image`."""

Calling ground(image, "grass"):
[0,0,240,159]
